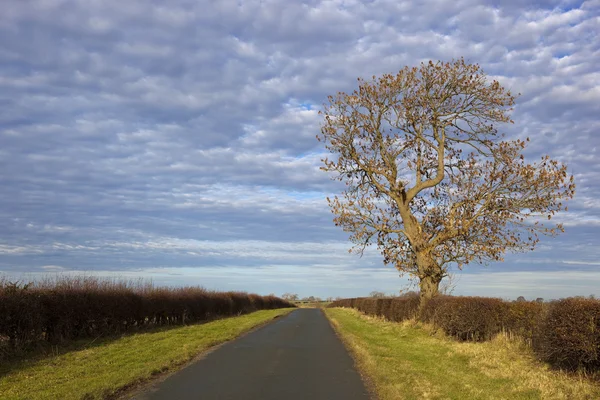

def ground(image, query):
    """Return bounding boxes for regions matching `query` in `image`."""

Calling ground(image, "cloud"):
[1,0,599,298]
[454,270,600,300]
[40,265,67,272]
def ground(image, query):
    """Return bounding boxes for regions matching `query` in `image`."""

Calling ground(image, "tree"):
[439,270,459,295]
[282,293,299,301]
[318,58,575,307]
[369,291,386,298]
[398,290,419,298]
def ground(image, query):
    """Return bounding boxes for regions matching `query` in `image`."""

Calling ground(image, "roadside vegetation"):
[0,308,293,400]
[0,275,294,360]
[326,307,600,400]
[330,295,600,372]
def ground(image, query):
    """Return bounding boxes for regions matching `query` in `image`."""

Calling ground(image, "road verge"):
[325,307,600,400]
[0,308,294,400]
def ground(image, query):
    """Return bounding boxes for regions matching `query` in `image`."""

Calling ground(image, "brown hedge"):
[330,294,600,372]
[506,300,545,342]
[330,295,545,342]
[329,294,420,322]
[0,277,294,359]
[419,296,510,341]
[534,297,600,371]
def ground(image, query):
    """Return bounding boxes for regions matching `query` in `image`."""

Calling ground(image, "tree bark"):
[419,273,442,303]
[416,251,444,311]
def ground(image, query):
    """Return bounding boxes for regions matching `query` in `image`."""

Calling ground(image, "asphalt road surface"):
[134,308,370,400]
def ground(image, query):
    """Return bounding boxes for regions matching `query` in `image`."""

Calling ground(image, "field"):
[0,308,293,400]
[325,307,600,400]
[293,300,331,308]
[4,282,600,400]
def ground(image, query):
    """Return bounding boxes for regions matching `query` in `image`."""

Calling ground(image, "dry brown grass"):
[326,307,600,400]
[452,332,599,399]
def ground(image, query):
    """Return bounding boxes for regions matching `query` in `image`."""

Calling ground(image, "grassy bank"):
[325,307,600,400]
[0,308,294,400]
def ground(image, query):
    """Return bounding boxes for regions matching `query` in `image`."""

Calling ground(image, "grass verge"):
[325,307,600,400]
[0,308,294,400]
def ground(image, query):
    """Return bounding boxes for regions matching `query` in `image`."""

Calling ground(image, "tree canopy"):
[318,58,575,305]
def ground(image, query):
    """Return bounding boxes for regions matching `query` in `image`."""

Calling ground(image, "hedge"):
[0,276,294,359]
[330,294,600,371]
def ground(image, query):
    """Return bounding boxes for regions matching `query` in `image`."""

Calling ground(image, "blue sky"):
[1,0,599,300]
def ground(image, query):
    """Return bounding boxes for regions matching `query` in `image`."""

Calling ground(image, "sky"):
[1,0,599,300]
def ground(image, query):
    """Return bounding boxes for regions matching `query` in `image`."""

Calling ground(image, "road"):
[134,308,371,400]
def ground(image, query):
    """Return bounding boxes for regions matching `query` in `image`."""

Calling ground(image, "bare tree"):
[281,293,299,301]
[439,270,460,295]
[318,59,575,307]
[369,291,386,298]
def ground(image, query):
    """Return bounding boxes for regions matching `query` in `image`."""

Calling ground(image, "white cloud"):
[0,0,598,298]
[455,270,600,299]
[40,265,66,271]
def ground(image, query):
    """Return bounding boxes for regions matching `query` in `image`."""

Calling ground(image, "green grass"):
[325,307,600,400]
[0,308,294,400]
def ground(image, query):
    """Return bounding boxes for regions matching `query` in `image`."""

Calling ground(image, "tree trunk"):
[416,251,444,312]
[419,274,442,304]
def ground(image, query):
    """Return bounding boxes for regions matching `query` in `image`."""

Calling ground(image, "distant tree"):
[369,291,386,298]
[398,290,419,298]
[439,271,459,295]
[535,297,544,303]
[318,58,575,308]
[282,293,299,301]
[517,296,527,302]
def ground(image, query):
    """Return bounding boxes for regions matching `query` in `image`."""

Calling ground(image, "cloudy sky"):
[1,0,599,299]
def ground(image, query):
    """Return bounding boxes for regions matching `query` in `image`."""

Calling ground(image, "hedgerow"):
[0,276,293,359]
[330,294,600,371]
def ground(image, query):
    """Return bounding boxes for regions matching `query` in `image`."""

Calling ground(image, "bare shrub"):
[535,297,600,371]
[419,296,509,342]
[329,294,600,373]
[0,276,294,359]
